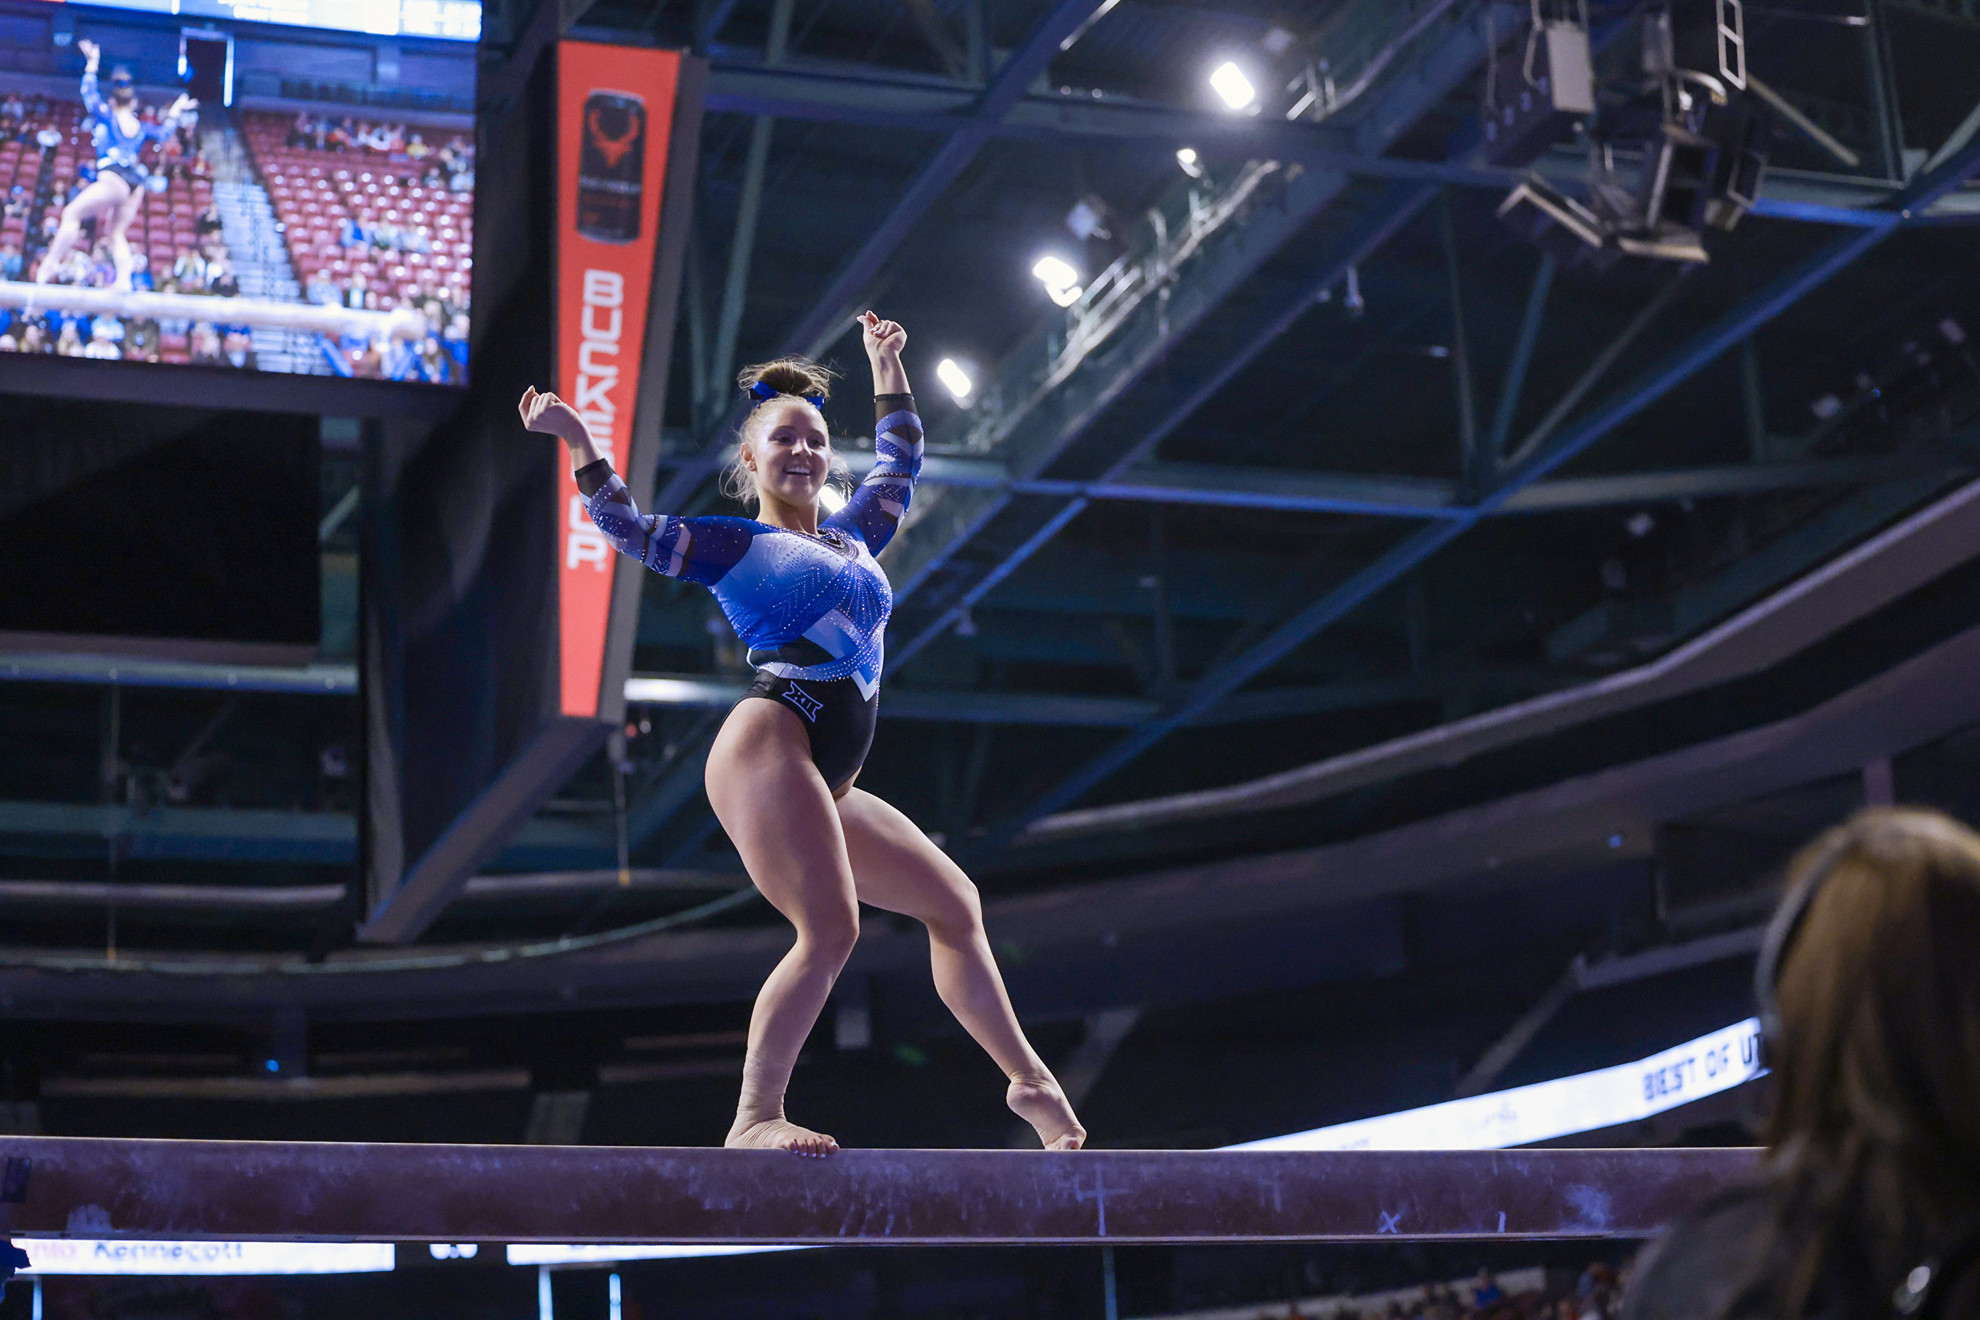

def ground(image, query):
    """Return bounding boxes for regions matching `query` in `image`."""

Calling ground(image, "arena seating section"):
[238,110,473,317]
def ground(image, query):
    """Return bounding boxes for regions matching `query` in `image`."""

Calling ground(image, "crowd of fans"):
[253,109,472,380]
[285,110,475,192]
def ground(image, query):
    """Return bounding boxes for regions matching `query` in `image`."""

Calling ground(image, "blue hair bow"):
[747,380,825,409]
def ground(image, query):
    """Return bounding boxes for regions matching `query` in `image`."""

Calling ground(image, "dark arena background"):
[1,0,1979,1316]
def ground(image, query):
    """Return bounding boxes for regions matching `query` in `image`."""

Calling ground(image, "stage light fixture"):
[818,484,847,514]
[1176,146,1203,178]
[1209,61,1256,111]
[1032,255,1083,307]
[936,357,974,402]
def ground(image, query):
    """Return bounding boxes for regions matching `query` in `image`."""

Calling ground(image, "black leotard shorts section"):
[103,163,146,191]
[742,670,877,793]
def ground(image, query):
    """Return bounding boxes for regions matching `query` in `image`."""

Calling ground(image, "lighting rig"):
[1496,1,1767,269]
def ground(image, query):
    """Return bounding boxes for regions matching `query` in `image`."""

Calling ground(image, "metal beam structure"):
[650,0,1112,512]
[0,1137,1755,1243]
[7,604,1980,1022]
[1004,134,1980,830]
[879,4,1522,665]
[691,61,1980,224]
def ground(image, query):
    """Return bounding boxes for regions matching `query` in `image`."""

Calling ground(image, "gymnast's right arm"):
[517,386,749,586]
[76,40,106,117]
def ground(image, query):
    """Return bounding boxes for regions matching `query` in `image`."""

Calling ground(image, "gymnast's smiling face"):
[743,397,831,513]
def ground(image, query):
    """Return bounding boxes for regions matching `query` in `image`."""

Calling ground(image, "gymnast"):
[36,40,196,291]
[519,311,1086,1156]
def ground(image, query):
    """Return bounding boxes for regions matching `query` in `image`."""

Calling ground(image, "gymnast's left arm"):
[828,311,922,555]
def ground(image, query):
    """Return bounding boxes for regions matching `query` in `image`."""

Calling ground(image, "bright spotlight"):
[1209,61,1256,110]
[818,484,847,514]
[1031,255,1083,307]
[935,357,974,402]
[1176,146,1203,178]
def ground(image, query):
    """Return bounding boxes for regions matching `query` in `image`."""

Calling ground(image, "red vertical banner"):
[555,42,681,717]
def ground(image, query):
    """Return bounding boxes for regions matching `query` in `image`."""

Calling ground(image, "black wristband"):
[573,457,614,498]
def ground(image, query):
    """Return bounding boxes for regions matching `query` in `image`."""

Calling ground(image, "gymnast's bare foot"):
[1008,1075,1086,1151]
[726,1116,839,1157]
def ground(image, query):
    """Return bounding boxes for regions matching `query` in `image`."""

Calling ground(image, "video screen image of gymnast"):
[519,311,1086,1156]
[0,35,473,379]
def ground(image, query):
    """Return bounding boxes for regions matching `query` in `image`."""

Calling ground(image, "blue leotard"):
[578,394,922,703]
[81,70,179,182]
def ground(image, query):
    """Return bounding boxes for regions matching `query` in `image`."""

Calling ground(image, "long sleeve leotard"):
[576,394,923,701]
[81,71,178,179]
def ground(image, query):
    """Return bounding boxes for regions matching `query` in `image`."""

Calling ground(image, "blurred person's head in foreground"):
[1629,806,1980,1320]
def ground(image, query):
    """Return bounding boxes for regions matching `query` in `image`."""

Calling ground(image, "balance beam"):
[0,1139,1757,1244]
[0,284,425,340]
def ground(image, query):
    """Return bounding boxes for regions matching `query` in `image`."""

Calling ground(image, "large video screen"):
[0,0,475,383]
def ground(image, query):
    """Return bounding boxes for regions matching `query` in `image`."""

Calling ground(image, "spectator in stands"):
[194,204,222,238]
[0,91,21,131]
[129,248,152,292]
[83,319,121,359]
[55,321,83,356]
[417,292,446,334]
[172,245,208,292]
[0,334,16,352]
[342,270,368,310]
[415,334,451,384]
[1624,806,1980,1320]
[3,184,25,221]
[188,321,223,365]
[206,257,239,299]
[1472,1270,1503,1310]
[327,116,354,152]
[406,132,431,161]
[0,242,19,282]
[441,136,473,190]
[339,211,374,250]
[288,111,315,148]
[221,327,255,370]
[306,268,339,306]
[125,314,156,359]
[441,310,468,370]
[87,238,116,288]
[17,321,44,353]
